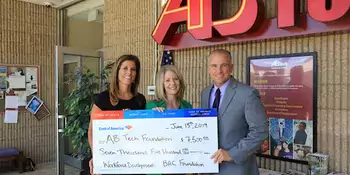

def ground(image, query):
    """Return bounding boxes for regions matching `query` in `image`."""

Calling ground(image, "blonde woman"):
[146,65,192,175]
[88,54,146,175]
[146,65,192,112]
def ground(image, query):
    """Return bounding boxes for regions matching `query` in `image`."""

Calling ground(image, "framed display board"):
[25,96,43,114]
[0,65,40,112]
[247,52,317,164]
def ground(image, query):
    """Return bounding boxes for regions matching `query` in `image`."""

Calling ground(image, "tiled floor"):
[1,162,81,175]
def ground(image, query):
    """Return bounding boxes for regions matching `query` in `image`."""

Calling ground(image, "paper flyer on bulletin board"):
[4,94,19,123]
[5,95,19,109]
[4,109,18,123]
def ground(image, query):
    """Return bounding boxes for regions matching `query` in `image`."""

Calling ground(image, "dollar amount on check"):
[92,108,219,174]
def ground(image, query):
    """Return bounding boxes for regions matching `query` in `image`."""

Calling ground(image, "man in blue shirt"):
[201,49,268,175]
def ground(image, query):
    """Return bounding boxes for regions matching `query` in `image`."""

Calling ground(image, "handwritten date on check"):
[92,109,219,174]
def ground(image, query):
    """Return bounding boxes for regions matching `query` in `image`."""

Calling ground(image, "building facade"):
[0,0,349,174]
[104,0,350,174]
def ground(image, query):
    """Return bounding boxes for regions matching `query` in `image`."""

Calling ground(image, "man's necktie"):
[212,88,221,111]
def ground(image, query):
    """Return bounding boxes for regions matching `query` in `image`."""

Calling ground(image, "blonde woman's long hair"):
[109,54,141,106]
[155,65,185,101]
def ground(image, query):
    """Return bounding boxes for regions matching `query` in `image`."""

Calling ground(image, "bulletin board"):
[247,52,317,164]
[0,65,40,112]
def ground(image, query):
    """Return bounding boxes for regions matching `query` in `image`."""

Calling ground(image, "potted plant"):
[62,63,113,172]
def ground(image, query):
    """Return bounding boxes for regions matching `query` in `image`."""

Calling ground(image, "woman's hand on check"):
[89,158,101,175]
[152,107,165,112]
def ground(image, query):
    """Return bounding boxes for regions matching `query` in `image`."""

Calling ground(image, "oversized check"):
[92,108,219,174]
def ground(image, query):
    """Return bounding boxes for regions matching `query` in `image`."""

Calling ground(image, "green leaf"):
[62,65,112,157]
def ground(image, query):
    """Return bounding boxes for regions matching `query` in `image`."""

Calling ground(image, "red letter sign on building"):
[152,0,217,44]
[308,0,350,22]
[277,0,300,28]
[152,0,187,44]
[152,0,350,49]
[152,0,261,45]
[187,0,216,40]
[212,0,260,36]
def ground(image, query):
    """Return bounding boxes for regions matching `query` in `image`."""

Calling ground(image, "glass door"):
[55,46,102,175]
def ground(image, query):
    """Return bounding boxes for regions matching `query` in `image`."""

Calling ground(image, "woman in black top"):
[88,54,146,175]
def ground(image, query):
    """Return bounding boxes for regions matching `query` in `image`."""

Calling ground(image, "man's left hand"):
[210,149,232,163]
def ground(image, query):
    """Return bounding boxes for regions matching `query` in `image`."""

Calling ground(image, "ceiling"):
[18,0,83,8]
[69,5,104,23]
[66,0,104,23]
[19,0,104,23]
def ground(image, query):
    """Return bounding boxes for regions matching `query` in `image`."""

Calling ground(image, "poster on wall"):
[247,52,317,163]
[25,96,43,114]
[0,66,7,91]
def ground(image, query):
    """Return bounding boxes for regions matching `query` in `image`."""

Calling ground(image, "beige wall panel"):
[0,0,56,164]
[66,19,103,50]
[104,0,350,174]
[104,0,156,95]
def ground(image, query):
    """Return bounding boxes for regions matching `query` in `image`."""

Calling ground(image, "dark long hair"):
[109,54,141,106]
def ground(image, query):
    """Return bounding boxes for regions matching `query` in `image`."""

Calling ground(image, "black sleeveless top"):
[94,90,146,175]
[94,90,146,110]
